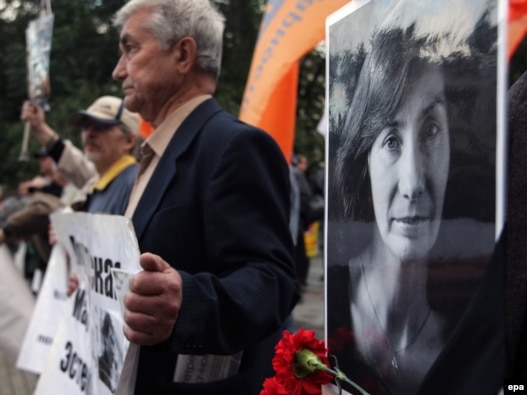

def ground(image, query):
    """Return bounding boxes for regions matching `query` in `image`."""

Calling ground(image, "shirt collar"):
[91,154,137,192]
[144,94,212,159]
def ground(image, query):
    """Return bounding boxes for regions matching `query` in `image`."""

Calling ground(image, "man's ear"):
[173,36,197,74]
[125,134,137,154]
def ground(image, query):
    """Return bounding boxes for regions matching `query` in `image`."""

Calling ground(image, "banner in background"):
[26,13,54,110]
[239,0,350,162]
[509,0,527,59]
[240,0,527,164]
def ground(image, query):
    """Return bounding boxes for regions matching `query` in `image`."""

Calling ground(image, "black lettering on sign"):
[92,256,120,299]
[72,289,88,328]
[37,334,53,345]
[59,341,91,392]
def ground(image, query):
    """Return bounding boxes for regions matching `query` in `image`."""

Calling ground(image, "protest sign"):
[16,244,69,374]
[25,13,54,109]
[33,212,141,395]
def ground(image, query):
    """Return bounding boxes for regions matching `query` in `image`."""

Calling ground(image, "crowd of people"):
[0,1,304,394]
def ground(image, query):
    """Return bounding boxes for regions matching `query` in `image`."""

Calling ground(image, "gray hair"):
[113,0,225,79]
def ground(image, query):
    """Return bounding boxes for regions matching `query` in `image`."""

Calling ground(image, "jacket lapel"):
[132,98,222,242]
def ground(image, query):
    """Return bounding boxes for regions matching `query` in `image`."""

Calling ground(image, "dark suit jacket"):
[504,70,527,379]
[131,98,299,394]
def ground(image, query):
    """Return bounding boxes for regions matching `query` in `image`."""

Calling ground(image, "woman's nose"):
[398,140,425,201]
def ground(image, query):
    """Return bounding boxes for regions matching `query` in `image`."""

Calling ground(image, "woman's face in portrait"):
[368,63,450,261]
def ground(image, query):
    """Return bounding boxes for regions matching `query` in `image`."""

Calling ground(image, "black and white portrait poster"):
[325,0,506,394]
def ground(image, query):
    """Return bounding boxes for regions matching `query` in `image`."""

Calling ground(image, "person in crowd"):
[0,185,64,277]
[0,147,77,281]
[328,24,450,394]
[19,96,141,293]
[30,147,80,205]
[31,147,66,198]
[110,1,298,394]
[21,95,141,214]
[292,154,315,289]
[282,162,302,332]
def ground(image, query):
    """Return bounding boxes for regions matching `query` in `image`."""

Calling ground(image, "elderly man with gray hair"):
[110,1,299,394]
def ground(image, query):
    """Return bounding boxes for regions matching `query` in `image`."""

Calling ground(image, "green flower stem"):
[294,349,370,395]
[321,366,370,395]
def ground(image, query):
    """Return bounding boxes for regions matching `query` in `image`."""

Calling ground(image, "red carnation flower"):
[272,329,334,395]
[260,329,370,395]
[261,377,290,395]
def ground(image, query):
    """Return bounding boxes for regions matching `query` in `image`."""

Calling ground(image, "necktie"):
[138,143,154,176]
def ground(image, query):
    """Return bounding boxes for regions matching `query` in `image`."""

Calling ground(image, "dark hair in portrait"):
[328,15,498,261]
[335,24,440,222]
[325,9,499,394]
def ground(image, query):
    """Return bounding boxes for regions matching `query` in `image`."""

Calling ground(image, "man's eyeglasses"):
[81,122,116,133]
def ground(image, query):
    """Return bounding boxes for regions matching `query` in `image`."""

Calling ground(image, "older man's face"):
[112,8,182,124]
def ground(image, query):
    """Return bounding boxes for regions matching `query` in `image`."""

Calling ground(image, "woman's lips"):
[392,216,431,236]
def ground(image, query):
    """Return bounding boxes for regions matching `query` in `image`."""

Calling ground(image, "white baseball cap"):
[70,96,140,135]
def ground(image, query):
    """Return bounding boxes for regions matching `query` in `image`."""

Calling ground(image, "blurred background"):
[0,0,526,194]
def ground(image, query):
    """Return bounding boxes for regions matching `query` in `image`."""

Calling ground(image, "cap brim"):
[70,111,121,127]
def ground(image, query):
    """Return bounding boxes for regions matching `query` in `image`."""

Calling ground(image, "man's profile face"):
[112,8,181,123]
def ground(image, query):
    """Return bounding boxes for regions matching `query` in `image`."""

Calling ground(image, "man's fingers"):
[123,252,182,345]
[124,288,181,318]
[130,253,179,295]
[123,311,175,346]
[139,252,171,272]
[129,270,167,295]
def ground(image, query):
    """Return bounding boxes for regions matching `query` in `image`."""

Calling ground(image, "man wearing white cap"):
[21,96,141,214]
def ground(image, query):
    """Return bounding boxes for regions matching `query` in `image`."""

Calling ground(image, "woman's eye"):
[382,133,400,150]
[423,120,440,139]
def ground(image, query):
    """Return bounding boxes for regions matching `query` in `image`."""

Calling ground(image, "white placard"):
[33,212,141,395]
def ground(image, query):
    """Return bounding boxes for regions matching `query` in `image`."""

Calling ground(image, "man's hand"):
[20,101,45,131]
[66,273,79,297]
[123,253,183,346]
[20,101,57,146]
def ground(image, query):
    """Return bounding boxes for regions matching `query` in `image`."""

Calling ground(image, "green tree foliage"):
[215,0,265,115]
[295,47,326,175]
[0,0,326,192]
[0,0,126,190]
